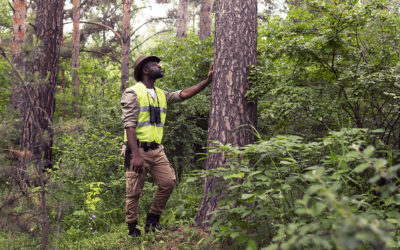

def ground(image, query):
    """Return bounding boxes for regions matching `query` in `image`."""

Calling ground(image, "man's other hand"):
[207,64,214,83]
[130,155,144,174]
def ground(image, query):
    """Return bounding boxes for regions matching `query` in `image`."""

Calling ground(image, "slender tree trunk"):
[195,0,258,228]
[176,0,189,38]
[199,0,212,40]
[192,4,195,34]
[72,0,80,115]
[11,0,26,110]
[39,163,49,250]
[61,69,66,120]
[101,60,106,96]
[12,0,27,188]
[120,0,131,93]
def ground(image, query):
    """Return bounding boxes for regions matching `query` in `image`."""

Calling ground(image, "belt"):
[137,141,159,151]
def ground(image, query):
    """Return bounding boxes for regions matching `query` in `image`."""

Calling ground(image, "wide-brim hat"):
[133,55,161,82]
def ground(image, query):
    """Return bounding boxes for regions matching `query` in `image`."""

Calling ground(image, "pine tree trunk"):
[72,0,80,115]
[20,0,64,169]
[18,1,64,247]
[199,0,212,40]
[195,0,258,228]
[11,0,26,110]
[176,0,189,38]
[120,0,131,93]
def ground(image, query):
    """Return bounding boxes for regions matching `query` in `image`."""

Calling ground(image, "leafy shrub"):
[52,90,126,236]
[203,128,400,249]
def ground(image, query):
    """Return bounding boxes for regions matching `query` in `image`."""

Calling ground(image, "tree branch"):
[131,17,172,36]
[130,29,172,54]
[8,1,15,12]
[0,191,42,210]
[80,21,122,45]
[81,49,121,63]
[0,41,25,85]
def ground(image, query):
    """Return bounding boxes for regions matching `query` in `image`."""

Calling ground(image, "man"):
[121,55,213,239]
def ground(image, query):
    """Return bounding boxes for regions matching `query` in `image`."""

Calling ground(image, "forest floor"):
[149,227,215,249]
[53,223,221,249]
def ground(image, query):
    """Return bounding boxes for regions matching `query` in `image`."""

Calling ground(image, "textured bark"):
[72,0,80,114]
[195,0,258,228]
[199,0,212,40]
[11,0,26,110]
[176,0,189,38]
[120,0,131,92]
[20,0,64,169]
[20,4,64,247]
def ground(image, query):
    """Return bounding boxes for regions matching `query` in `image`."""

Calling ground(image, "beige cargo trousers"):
[125,145,176,223]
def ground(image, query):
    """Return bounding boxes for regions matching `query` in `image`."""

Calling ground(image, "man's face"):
[142,61,164,80]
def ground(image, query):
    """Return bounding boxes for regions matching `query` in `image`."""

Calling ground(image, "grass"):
[0,222,220,250]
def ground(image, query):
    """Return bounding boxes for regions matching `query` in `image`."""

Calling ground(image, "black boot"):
[145,212,160,233]
[128,221,141,240]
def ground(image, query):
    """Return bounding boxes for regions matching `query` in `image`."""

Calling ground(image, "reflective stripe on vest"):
[124,82,167,144]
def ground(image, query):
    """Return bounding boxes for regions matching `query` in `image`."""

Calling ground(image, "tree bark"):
[176,0,189,38]
[20,0,64,244]
[20,0,64,169]
[199,0,212,40]
[72,0,80,115]
[120,0,131,93]
[195,0,258,228]
[11,0,26,110]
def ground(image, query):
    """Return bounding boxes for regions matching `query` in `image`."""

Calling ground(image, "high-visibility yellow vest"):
[124,82,167,144]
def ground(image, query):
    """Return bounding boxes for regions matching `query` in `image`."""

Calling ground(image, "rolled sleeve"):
[164,90,184,104]
[121,88,140,128]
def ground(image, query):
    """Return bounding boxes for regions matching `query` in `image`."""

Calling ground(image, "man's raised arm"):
[179,64,213,100]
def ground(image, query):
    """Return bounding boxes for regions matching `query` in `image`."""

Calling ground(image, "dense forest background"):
[0,0,400,249]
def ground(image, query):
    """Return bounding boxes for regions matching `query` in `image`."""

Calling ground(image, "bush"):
[203,128,400,249]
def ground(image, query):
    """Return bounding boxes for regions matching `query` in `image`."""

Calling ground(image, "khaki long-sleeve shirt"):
[121,85,183,129]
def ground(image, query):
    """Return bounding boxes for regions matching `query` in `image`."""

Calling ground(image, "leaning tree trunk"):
[11,0,26,110]
[120,0,131,92]
[176,0,189,38]
[72,0,80,115]
[195,0,258,228]
[199,0,212,40]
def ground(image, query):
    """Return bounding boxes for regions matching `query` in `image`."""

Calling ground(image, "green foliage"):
[55,55,121,121]
[2,0,400,248]
[202,128,400,249]
[164,173,203,222]
[0,0,12,37]
[51,63,126,237]
[250,0,400,147]
[0,58,20,152]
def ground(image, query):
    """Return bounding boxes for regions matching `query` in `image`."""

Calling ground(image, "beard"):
[149,69,164,80]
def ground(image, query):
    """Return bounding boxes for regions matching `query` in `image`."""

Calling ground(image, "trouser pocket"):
[126,171,143,198]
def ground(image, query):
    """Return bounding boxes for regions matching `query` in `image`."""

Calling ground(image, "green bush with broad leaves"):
[202,128,400,249]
